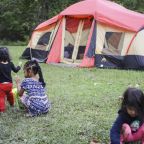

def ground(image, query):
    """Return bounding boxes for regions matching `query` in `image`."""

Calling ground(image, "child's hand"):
[18,61,22,67]
[14,76,22,91]
[90,138,101,144]
[15,76,21,84]
[121,123,132,140]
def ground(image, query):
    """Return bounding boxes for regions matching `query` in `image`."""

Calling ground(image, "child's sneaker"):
[24,113,34,117]
[0,112,6,117]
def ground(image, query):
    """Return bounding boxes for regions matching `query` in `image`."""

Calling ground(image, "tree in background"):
[0,0,143,42]
[0,0,40,41]
[113,0,144,13]
[0,0,79,41]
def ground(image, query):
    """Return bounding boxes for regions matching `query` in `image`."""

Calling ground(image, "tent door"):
[63,19,84,63]
[72,20,84,62]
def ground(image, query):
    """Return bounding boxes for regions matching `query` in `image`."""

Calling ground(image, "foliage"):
[0,0,39,41]
[0,0,144,42]
[113,0,144,12]
[0,46,144,143]
[0,0,79,42]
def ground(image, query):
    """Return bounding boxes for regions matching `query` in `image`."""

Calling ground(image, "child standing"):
[15,60,51,117]
[0,47,21,112]
[110,87,144,144]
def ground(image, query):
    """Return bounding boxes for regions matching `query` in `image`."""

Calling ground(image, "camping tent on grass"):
[21,0,144,69]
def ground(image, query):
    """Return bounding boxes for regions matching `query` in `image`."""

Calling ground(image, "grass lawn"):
[0,46,144,144]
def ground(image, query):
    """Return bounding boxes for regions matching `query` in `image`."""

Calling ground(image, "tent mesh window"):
[102,32,124,55]
[64,17,79,59]
[76,19,92,60]
[35,32,51,51]
[64,43,74,59]
[76,46,85,59]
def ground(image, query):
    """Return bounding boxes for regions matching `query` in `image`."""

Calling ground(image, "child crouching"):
[110,87,144,144]
[15,60,51,117]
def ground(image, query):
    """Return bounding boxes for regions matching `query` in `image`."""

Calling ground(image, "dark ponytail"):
[33,60,46,87]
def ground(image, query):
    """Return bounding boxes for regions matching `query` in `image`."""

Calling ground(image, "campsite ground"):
[1,46,144,144]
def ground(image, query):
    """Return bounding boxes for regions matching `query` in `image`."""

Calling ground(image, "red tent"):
[21,0,144,69]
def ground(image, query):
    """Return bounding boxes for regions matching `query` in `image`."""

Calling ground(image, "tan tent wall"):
[128,30,144,56]
[45,21,61,51]
[79,29,90,45]
[65,30,75,46]
[96,22,135,56]
[121,32,134,55]
[28,24,57,49]
[64,29,90,47]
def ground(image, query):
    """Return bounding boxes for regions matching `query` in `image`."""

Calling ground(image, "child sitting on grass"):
[0,47,21,112]
[15,60,51,117]
[110,87,144,144]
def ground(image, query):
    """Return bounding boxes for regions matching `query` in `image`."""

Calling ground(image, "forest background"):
[0,0,144,44]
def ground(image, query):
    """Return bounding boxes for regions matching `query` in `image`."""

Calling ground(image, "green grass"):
[0,46,144,144]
